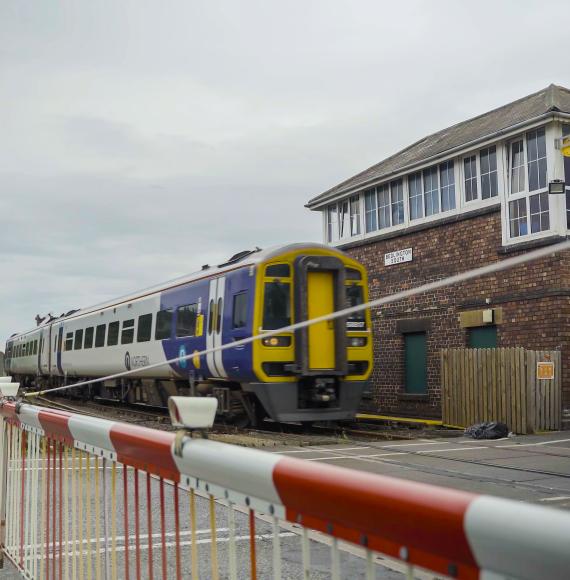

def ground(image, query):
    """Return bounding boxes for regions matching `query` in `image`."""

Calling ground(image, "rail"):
[0,400,569,579]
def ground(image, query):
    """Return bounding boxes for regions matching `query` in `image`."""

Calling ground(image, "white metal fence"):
[1,400,570,580]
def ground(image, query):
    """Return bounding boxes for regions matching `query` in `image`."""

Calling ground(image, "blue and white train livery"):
[4,243,373,424]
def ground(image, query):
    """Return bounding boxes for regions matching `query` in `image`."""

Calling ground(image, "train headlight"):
[261,336,292,347]
[348,336,367,347]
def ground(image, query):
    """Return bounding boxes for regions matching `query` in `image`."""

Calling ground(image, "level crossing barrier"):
[0,400,570,579]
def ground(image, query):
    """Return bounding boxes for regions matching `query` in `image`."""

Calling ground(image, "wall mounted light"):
[548,180,566,195]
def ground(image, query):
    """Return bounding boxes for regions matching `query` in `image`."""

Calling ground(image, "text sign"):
[384,248,413,266]
[537,362,555,380]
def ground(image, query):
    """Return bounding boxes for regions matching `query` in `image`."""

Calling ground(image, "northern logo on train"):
[179,344,187,369]
[125,351,131,371]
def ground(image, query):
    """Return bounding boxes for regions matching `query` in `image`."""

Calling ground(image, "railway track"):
[31,396,428,445]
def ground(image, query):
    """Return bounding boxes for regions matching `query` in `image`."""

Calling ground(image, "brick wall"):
[345,208,570,418]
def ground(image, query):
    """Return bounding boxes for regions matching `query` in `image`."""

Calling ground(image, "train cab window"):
[262,281,291,330]
[95,324,106,347]
[137,314,153,342]
[346,285,366,328]
[65,333,74,351]
[232,292,248,329]
[155,309,173,340]
[33,340,38,355]
[121,319,135,344]
[84,327,94,349]
[107,322,120,346]
[74,329,83,350]
[176,304,198,337]
[265,264,290,278]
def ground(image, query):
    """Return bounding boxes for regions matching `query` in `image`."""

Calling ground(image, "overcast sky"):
[1,0,569,344]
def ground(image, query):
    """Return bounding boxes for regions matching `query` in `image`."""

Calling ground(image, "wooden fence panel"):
[441,347,562,434]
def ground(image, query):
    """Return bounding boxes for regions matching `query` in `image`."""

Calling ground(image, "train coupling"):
[311,378,337,403]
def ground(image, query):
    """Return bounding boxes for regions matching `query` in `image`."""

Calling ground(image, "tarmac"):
[271,430,570,509]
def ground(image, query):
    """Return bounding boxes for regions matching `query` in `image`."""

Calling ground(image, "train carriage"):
[5,243,373,424]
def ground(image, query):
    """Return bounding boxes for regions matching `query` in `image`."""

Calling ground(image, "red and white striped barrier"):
[1,400,569,580]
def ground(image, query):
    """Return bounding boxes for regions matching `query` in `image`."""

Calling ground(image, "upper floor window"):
[349,195,361,236]
[363,179,405,233]
[326,205,338,243]
[338,199,350,239]
[464,146,498,203]
[409,161,456,221]
[480,146,498,199]
[408,172,423,219]
[364,189,377,232]
[464,155,478,202]
[423,167,439,216]
[508,127,549,238]
[439,160,456,212]
[391,180,405,225]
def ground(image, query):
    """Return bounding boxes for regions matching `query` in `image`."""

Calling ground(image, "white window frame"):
[505,126,551,242]
[461,146,500,206]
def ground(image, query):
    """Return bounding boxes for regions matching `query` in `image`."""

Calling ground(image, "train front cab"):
[250,247,373,422]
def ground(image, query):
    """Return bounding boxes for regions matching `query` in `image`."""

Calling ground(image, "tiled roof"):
[307,84,570,208]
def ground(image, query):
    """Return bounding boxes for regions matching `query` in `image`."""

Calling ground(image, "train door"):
[206,277,227,378]
[37,330,43,375]
[306,271,336,370]
[294,255,347,375]
[51,325,64,376]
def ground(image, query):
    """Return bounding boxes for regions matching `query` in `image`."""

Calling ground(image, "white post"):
[0,417,6,569]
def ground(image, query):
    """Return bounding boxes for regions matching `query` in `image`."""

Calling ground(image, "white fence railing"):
[1,400,570,580]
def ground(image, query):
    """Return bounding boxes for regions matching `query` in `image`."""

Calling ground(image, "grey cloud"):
[1,0,569,342]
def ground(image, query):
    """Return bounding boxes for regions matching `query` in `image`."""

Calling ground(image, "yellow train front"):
[247,243,373,422]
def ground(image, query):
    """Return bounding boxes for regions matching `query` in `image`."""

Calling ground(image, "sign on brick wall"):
[384,248,413,266]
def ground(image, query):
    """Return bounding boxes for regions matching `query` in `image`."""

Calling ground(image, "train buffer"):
[0,396,569,579]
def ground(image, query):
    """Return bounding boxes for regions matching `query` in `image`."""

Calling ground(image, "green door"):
[468,326,497,348]
[404,332,427,394]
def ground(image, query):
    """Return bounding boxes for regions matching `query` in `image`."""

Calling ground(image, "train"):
[4,243,373,425]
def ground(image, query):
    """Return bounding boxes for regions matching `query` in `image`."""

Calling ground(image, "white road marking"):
[498,438,570,448]
[418,447,488,454]
[539,496,570,502]
[378,441,445,448]
[272,446,370,454]
[306,452,405,461]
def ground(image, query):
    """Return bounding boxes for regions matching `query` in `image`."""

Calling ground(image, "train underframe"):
[16,372,366,426]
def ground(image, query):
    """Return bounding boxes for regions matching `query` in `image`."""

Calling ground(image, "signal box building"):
[306,84,570,425]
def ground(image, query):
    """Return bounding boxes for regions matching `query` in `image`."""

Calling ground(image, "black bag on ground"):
[464,421,509,439]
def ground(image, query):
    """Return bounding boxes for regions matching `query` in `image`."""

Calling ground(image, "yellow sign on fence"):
[537,361,555,380]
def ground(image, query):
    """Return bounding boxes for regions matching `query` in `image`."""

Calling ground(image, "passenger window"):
[33,340,38,355]
[107,322,120,346]
[137,314,152,342]
[65,332,74,351]
[232,292,248,329]
[155,309,173,340]
[84,327,94,349]
[208,300,214,335]
[176,304,198,337]
[95,324,106,348]
[216,298,223,333]
[121,319,135,344]
[74,329,83,350]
